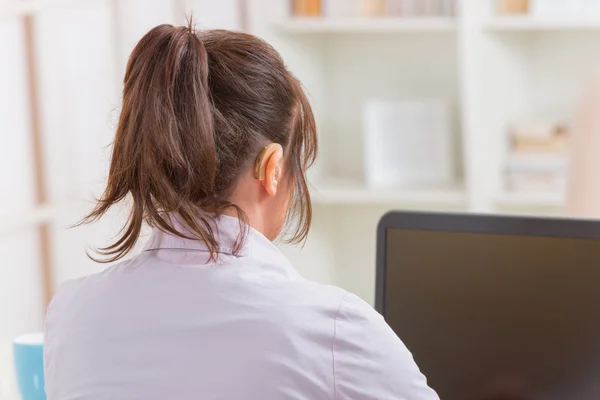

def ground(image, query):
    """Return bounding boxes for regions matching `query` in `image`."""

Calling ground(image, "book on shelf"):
[512,139,569,153]
[510,119,568,139]
[360,0,385,17]
[292,0,321,16]
[498,0,529,15]
[498,0,600,17]
[291,0,455,18]
[509,120,570,154]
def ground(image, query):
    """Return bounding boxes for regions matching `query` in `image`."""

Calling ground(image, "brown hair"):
[83,21,317,262]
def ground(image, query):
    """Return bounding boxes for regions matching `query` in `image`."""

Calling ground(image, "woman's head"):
[85,21,317,262]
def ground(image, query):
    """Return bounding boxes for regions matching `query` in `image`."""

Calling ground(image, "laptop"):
[376,211,600,400]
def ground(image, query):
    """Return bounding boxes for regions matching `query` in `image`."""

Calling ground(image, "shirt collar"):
[142,214,300,277]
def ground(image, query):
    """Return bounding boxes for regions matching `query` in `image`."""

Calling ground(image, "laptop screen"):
[383,227,600,400]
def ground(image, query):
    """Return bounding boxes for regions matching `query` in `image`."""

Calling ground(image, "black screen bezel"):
[375,211,600,315]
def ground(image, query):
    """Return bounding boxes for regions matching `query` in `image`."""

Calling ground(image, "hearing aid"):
[254,143,283,181]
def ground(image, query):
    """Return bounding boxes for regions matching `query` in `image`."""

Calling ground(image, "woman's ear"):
[262,147,283,197]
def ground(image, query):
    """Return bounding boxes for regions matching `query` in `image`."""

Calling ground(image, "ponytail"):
[82,22,241,262]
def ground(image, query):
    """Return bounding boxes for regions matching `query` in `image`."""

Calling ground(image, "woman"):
[44,22,438,399]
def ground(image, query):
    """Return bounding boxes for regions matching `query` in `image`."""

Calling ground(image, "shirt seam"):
[142,247,243,257]
[332,291,349,400]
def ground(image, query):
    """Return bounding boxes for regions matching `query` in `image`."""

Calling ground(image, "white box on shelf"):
[363,99,454,188]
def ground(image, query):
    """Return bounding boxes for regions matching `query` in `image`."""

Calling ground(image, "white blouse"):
[44,215,438,399]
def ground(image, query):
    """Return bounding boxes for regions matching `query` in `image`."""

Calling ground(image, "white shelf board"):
[0,204,59,237]
[485,16,600,32]
[275,17,456,34]
[311,180,466,207]
[0,191,95,236]
[493,191,564,209]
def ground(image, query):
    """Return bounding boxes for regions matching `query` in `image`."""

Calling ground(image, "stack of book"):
[504,120,570,194]
[291,0,455,18]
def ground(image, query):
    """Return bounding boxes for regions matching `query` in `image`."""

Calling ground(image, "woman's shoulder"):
[264,280,384,339]
[46,257,138,321]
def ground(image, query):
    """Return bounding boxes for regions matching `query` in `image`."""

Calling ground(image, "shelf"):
[485,16,600,32]
[0,190,96,236]
[275,17,456,34]
[311,180,466,208]
[493,192,564,210]
[0,204,59,237]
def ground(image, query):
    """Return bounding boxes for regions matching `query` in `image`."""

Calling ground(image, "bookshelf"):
[2,0,598,311]
[257,1,585,214]
[243,0,600,302]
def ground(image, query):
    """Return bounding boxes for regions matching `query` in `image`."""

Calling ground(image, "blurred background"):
[3,0,600,396]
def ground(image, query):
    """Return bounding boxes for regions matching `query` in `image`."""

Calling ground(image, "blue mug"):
[13,333,46,400]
